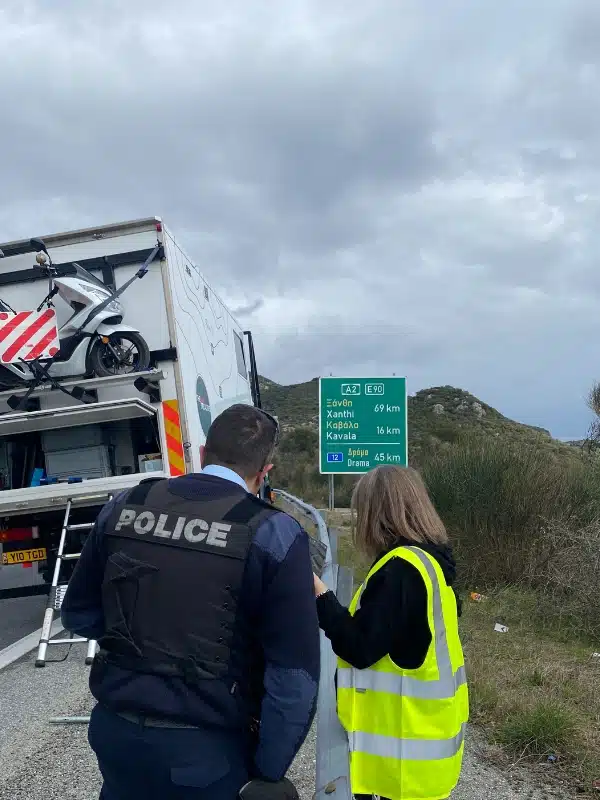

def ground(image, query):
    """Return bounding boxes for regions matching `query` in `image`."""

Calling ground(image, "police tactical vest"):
[96,477,276,688]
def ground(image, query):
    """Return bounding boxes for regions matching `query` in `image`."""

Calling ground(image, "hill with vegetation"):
[260,376,582,474]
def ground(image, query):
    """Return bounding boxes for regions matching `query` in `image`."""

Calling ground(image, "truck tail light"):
[0,527,35,542]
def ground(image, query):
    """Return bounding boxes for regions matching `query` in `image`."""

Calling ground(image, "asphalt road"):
[0,608,574,800]
[0,645,575,800]
[0,595,47,650]
[0,594,319,799]
[0,647,318,800]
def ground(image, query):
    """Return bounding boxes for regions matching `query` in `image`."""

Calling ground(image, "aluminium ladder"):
[35,492,112,668]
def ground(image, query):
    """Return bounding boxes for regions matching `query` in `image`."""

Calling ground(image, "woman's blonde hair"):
[351,465,448,559]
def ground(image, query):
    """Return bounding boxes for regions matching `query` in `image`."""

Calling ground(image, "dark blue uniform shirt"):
[61,468,320,781]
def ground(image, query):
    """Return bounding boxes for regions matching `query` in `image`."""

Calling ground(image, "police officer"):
[61,404,320,799]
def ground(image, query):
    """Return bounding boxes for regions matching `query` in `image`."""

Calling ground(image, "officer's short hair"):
[203,403,279,477]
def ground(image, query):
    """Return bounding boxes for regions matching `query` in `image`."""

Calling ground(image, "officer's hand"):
[239,777,299,799]
[313,573,327,596]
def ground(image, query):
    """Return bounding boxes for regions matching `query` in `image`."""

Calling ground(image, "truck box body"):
[0,217,255,597]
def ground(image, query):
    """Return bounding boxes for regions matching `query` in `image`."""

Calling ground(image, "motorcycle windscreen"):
[72,263,113,292]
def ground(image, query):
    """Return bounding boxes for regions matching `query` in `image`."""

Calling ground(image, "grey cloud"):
[1,0,600,437]
[231,298,264,318]
[257,319,442,385]
[0,2,442,279]
[563,1,600,62]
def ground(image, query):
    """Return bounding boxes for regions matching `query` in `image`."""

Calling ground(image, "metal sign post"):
[328,474,334,511]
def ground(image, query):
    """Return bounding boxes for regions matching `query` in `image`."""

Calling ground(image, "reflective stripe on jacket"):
[336,545,469,800]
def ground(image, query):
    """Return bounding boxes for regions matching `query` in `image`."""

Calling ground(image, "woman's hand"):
[313,573,328,597]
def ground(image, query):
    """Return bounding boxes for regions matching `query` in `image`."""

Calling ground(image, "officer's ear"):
[199,445,207,468]
[260,463,274,481]
[249,463,273,496]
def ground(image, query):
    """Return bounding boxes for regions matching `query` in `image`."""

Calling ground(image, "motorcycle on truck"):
[0,237,155,407]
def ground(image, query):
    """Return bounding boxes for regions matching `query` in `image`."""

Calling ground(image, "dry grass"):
[456,590,600,791]
[331,528,600,793]
[528,521,600,642]
[325,509,353,528]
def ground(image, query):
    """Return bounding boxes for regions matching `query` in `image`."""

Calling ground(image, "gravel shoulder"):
[452,728,575,800]
[0,648,577,800]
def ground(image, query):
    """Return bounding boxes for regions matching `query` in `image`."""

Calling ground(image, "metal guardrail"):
[273,490,352,800]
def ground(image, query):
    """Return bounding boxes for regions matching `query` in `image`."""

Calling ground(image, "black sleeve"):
[454,588,463,617]
[316,558,432,670]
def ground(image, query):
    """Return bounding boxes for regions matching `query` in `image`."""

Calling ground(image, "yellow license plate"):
[2,547,47,565]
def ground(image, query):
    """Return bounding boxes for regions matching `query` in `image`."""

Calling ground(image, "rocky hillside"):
[260,376,568,448]
[407,385,558,458]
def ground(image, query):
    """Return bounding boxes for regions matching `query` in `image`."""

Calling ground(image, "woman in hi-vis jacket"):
[314,465,468,800]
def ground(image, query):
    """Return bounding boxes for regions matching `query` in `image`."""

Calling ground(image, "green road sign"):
[319,377,408,474]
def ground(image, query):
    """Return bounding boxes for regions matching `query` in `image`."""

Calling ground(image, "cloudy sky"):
[1,0,599,438]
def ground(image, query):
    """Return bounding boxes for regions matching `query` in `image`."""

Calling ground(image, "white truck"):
[0,217,263,619]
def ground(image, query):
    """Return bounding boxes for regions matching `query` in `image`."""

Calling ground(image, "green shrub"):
[498,700,577,759]
[420,437,600,587]
[273,428,356,509]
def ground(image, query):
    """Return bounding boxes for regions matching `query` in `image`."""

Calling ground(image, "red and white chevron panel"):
[0,309,60,364]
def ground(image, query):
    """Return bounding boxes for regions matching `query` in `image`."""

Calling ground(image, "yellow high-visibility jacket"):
[336,545,469,800]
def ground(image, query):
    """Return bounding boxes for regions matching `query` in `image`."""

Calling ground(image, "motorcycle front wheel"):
[88,332,151,377]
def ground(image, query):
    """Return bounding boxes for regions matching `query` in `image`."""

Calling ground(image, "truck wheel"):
[88,332,151,377]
